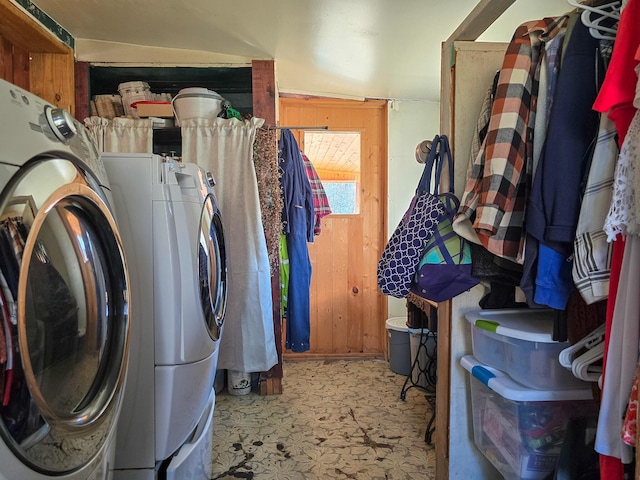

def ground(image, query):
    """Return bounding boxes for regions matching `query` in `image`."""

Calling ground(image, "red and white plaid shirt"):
[467,17,564,264]
[301,152,332,235]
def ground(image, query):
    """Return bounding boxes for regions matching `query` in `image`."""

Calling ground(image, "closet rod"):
[265,125,329,130]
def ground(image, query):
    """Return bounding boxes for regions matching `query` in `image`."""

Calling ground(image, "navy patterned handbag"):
[410,134,479,302]
[377,138,445,298]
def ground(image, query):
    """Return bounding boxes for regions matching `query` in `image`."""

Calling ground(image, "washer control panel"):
[0,77,108,183]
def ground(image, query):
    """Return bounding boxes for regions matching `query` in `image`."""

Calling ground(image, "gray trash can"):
[386,317,411,376]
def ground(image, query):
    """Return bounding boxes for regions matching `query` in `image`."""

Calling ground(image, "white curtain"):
[182,117,278,374]
[84,116,153,153]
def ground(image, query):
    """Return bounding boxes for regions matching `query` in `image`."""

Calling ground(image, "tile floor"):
[209,359,436,480]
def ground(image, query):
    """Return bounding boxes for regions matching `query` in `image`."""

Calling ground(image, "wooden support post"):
[252,59,284,395]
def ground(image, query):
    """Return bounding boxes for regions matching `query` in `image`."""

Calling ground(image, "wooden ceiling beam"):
[446,0,516,43]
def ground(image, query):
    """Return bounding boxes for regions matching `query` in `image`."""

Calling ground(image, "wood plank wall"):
[0,36,29,90]
[0,0,75,112]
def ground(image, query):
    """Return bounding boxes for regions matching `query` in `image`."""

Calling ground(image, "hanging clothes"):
[454,74,525,308]
[181,116,277,374]
[525,15,603,310]
[623,360,640,446]
[590,0,640,475]
[301,152,332,236]
[0,272,13,407]
[572,114,617,305]
[0,284,8,404]
[597,236,640,465]
[253,128,283,275]
[519,18,569,309]
[279,234,289,317]
[453,77,494,247]
[593,0,640,146]
[604,85,640,239]
[463,17,563,264]
[279,129,314,353]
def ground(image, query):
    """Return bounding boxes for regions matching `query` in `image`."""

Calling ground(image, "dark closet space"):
[87,65,254,155]
[88,65,253,111]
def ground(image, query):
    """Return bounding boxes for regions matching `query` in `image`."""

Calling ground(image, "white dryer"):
[0,79,130,479]
[101,153,227,479]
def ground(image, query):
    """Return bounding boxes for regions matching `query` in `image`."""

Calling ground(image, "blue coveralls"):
[279,129,314,352]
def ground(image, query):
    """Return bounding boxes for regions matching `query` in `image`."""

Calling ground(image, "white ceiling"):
[33,0,570,102]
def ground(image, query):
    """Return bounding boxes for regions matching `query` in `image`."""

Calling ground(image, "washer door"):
[0,157,129,474]
[198,194,227,341]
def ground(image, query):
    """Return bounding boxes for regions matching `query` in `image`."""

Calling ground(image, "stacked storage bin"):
[462,309,598,480]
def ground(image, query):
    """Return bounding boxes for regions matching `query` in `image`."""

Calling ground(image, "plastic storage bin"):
[386,317,411,376]
[461,355,597,480]
[465,309,586,390]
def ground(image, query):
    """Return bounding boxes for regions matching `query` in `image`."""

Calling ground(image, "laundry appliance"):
[0,79,130,479]
[101,153,227,479]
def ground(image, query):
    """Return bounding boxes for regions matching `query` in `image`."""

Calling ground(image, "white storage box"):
[465,309,586,390]
[461,355,596,480]
[118,81,153,118]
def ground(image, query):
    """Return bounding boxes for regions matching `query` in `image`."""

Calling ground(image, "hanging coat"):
[279,129,314,353]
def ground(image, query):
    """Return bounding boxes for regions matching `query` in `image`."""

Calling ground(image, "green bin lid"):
[465,308,560,343]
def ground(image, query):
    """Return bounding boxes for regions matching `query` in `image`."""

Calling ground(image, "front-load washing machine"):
[101,153,227,479]
[0,79,130,480]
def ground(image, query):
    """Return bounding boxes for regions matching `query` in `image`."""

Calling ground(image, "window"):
[303,131,360,215]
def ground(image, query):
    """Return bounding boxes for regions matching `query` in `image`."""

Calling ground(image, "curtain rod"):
[265,125,329,130]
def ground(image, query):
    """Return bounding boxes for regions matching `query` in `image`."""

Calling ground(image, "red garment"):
[593,0,640,146]
[592,2,640,477]
[600,455,625,480]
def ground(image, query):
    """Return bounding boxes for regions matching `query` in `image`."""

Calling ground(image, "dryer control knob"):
[45,106,78,142]
[206,172,216,187]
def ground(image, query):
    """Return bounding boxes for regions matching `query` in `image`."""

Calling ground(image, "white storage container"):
[172,87,225,125]
[461,355,597,480]
[465,309,586,390]
[118,81,153,118]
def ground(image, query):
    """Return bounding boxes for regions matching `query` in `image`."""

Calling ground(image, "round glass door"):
[0,157,129,474]
[198,194,227,341]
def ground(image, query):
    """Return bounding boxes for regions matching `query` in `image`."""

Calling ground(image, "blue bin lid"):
[460,355,594,402]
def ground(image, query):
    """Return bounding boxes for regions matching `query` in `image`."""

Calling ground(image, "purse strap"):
[415,134,454,196]
[432,135,454,195]
[415,134,440,195]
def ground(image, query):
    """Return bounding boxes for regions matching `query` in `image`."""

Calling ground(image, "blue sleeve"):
[279,131,295,234]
